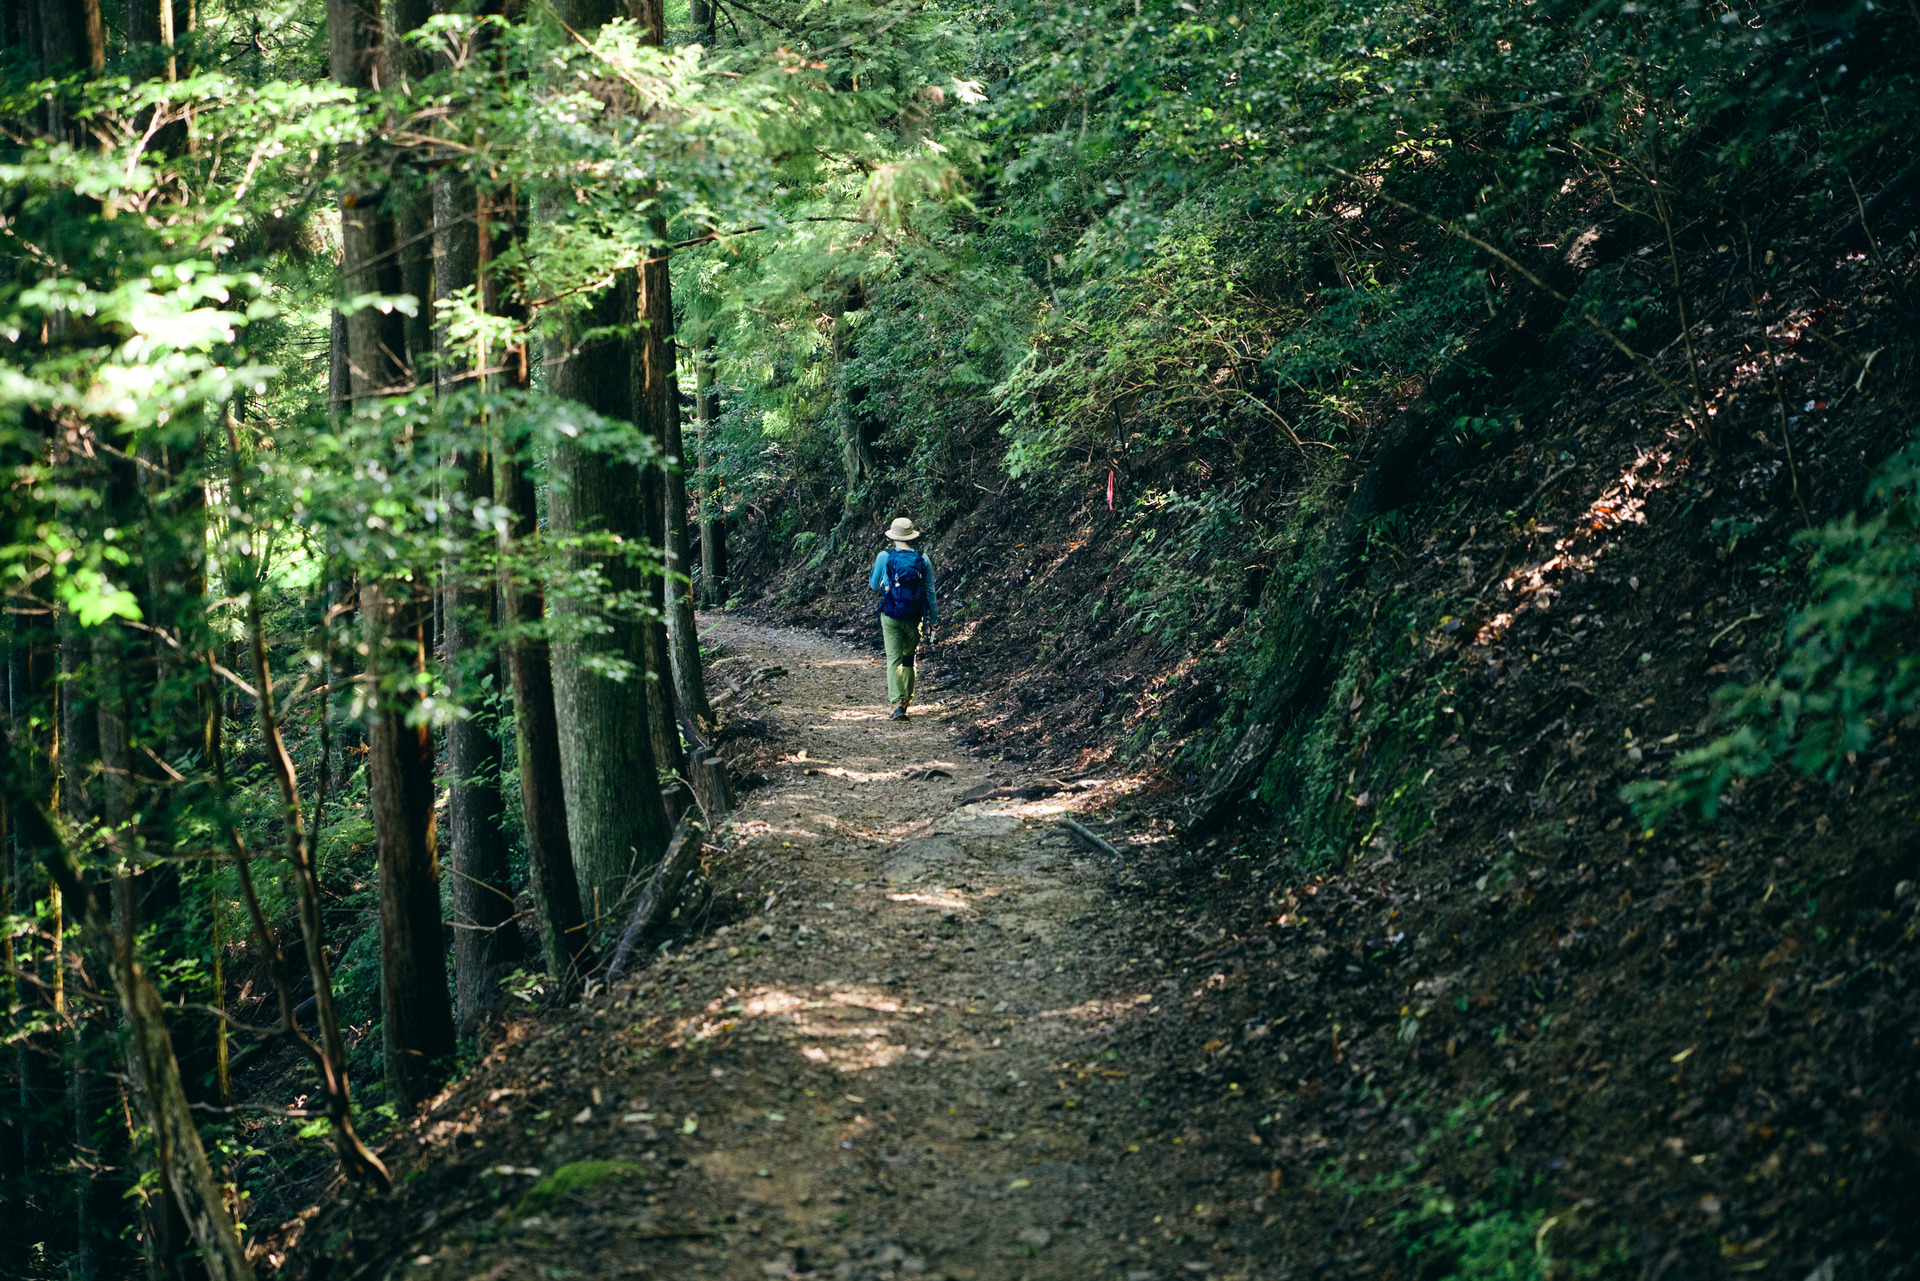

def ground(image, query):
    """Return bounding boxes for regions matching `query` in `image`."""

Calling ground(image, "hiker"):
[869,516,938,720]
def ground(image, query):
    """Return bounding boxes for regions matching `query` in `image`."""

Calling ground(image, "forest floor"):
[288,616,1289,1281]
[278,586,1920,1281]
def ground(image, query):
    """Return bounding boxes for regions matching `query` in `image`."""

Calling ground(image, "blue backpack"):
[879,549,929,622]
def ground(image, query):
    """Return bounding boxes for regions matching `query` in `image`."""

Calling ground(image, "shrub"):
[1631,432,1920,821]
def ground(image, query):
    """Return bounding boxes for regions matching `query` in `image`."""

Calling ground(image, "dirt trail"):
[364,618,1276,1281]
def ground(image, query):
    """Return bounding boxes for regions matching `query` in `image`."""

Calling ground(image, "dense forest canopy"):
[3,0,1918,1274]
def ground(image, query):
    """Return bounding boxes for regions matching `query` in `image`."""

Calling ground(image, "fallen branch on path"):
[902,765,954,781]
[955,778,1095,805]
[1057,819,1120,858]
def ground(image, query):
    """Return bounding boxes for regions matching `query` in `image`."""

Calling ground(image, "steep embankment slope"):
[716,215,1920,1272]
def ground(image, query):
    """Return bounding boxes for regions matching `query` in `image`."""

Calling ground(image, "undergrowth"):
[1632,428,1920,823]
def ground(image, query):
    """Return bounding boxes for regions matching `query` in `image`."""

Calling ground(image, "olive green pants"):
[881,614,920,707]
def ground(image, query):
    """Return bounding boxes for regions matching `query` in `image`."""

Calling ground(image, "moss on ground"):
[513,1161,642,1219]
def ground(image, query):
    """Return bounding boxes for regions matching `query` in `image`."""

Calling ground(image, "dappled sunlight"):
[978,774,1154,823]
[24,0,1909,1260]
[730,819,827,843]
[808,760,963,783]
[800,1041,905,1071]
[987,785,1135,821]
[1043,993,1156,1028]
[1472,446,1679,648]
[829,989,902,1013]
[819,765,904,782]
[671,983,918,1075]
[786,1013,891,1039]
[888,889,972,912]
[740,990,809,1017]
[821,700,955,720]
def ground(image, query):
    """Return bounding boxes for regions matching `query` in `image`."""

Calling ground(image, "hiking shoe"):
[890,705,908,721]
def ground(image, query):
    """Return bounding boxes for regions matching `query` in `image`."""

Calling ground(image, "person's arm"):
[922,553,937,628]
[868,551,888,591]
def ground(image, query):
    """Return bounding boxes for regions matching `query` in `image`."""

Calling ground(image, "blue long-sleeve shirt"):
[869,548,937,626]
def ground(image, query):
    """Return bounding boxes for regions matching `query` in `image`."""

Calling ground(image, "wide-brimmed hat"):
[884,517,922,542]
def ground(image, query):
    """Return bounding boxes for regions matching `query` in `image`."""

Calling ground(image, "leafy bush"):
[1631,433,1920,821]
[1403,1198,1551,1281]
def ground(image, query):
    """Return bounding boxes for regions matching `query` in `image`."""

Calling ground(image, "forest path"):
[386,617,1269,1281]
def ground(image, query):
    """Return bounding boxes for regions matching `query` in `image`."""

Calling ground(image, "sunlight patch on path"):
[811,761,962,783]
[887,890,972,911]
[730,819,827,844]
[671,982,932,1075]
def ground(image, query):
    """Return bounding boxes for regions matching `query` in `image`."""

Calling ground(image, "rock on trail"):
[302,619,1281,1281]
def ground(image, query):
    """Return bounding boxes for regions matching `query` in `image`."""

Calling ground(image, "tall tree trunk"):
[391,0,433,379]
[57,615,96,835]
[330,0,407,403]
[692,336,727,606]
[540,0,671,936]
[4,630,27,1190]
[632,0,689,791]
[46,566,83,1272]
[126,0,166,69]
[362,582,456,1111]
[335,0,455,1110]
[320,566,361,815]
[33,0,102,144]
[11,0,42,105]
[495,448,590,982]
[439,170,522,1036]
[657,299,714,735]
[38,0,103,74]
[483,188,589,983]
[546,273,671,928]
[208,883,228,1105]
[638,467,686,794]
[51,491,95,1271]
[328,307,351,414]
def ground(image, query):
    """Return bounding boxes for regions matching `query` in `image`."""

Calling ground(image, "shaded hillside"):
[715,65,1920,1276]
